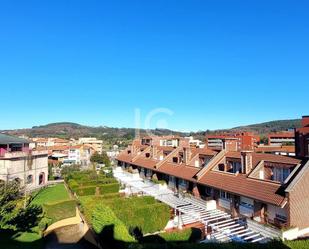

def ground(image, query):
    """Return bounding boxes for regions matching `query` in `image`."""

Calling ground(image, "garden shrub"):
[76,186,96,196]
[67,179,79,191]
[38,217,52,231]
[99,183,120,195]
[103,196,170,234]
[91,203,135,245]
[44,200,76,223]
[159,228,201,242]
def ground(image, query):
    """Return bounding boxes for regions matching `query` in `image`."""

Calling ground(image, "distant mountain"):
[189,119,302,141]
[0,122,187,148]
[230,119,301,135]
[1,119,301,146]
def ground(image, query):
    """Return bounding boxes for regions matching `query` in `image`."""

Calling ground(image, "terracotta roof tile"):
[199,171,286,206]
[157,162,199,182]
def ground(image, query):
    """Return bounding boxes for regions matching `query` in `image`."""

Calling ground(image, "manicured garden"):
[67,170,309,249]
[1,181,75,249]
[30,183,76,224]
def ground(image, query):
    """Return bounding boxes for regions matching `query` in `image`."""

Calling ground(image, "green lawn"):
[31,183,70,205]
[1,229,44,249]
[30,183,76,224]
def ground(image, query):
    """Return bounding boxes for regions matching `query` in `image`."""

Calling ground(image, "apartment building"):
[65,145,94,166]
[78,137,103,153]
[117,135,309,239]
[295,116,309,158]
[255,145,295,156]
[0,134,48,189]
[268,131,295,146]
[33,137,70,147]
[206,132,260,151]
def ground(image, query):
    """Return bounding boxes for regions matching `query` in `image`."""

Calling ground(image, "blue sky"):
[0,0,308,132]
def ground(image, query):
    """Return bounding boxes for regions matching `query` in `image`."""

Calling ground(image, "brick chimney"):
[241,151,253,174]
[152,146,158,159]
[183,147,192,165]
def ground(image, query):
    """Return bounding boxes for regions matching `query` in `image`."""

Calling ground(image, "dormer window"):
[271,167,291,183]
[145,153,150,158]
[218,164,225,171]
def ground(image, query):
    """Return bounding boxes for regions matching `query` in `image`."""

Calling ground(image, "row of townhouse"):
[116,133,309,239]
[0,134,48,190]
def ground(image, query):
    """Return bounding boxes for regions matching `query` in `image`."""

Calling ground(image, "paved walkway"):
[113,167,267,243]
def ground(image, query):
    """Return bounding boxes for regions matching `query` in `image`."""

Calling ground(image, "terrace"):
[113,167,272,243]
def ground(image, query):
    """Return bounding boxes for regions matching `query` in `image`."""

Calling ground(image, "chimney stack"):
[241,151,253,174]
[183,147,192,165]
[152,146,158,159]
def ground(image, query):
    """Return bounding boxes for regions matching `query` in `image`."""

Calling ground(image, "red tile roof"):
[157,162,199,182]
[199,171,286,206]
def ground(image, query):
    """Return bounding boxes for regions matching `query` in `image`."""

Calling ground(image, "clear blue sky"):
[0,0,308,132]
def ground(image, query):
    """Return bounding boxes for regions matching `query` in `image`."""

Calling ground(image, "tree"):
[90,152,111,167]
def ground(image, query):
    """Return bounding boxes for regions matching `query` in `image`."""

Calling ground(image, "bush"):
[103,196,170,234]
[38,217,52,231]
[160,228,201,242]
[67,179,79,191]
[76,186,96,196]
[91,203,135,246]
[99,183,120,195]
[79,178,117,187]
[44,200,76,223]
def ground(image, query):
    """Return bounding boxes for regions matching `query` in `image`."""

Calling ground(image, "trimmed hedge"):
[67,179,79,191]
[99,183,120,195]
[91,203,135,247]
[160,228,202,242]
[79,178,117,187]
[103,196,170,234]
[76,186,96,196]
[44,200,76,223]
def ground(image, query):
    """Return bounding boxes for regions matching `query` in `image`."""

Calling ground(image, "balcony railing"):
[239,204,254,217]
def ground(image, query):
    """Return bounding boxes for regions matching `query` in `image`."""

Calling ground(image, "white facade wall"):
[0,154,48,190]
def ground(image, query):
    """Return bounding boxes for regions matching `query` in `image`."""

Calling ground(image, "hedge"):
[76,186,96,196]
[67,179,79,191]
[44,200,76,223]
[160,228,202,242]
[91,203,135,246]
[79,178,117,187]
[103,196,170,234]
[99,183,120,195]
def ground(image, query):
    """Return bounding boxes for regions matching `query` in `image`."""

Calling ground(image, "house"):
[78,137,103,153]
[295,116,309,158]
[64,145,94,166]
[32,137,70,148]
[117,135,309,239]
[255,145,295,156]
[0,134,48,190]
[268,131,295,146]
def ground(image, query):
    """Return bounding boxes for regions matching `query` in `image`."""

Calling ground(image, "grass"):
[30,183,76,223]
[44,200,76,223]
[31,184,70,205]
[1,229,44,249]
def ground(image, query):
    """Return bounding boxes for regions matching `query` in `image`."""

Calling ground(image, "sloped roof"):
[0,134,29,144]
[199,171,286,206]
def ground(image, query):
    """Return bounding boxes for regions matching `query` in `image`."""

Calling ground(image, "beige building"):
[78,137,103,153]
[0,134,48,190]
